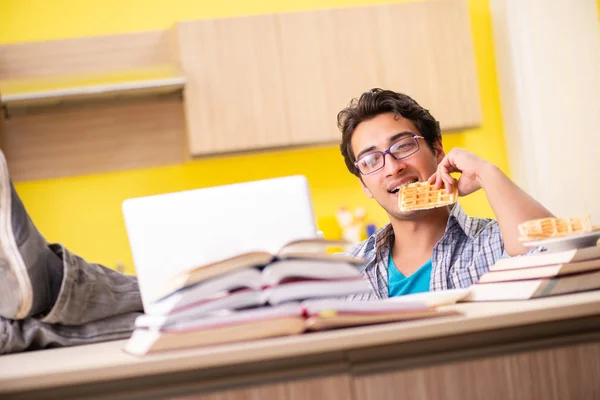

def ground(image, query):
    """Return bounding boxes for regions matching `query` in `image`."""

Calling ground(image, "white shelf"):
[0,66,186,109]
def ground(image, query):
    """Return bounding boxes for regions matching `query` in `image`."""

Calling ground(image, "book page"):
[277,238,351,256]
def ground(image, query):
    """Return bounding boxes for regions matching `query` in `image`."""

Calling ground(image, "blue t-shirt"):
[388,253,432,297]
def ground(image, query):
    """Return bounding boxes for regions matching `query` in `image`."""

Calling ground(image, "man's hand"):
[428,148,489,196]
[428,147,553,256]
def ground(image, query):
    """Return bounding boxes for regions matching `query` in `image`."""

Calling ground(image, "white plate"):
[523,230,600,253]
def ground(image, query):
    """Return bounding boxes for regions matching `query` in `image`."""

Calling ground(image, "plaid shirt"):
[344,203,508,300]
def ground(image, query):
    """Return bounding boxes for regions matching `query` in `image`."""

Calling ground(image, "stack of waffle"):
[467,215,600,301]
[398,181,458,212]
[518,215,594,241]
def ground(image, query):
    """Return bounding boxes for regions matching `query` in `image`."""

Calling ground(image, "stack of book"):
[125,238,458,356]
[466,245,600,301]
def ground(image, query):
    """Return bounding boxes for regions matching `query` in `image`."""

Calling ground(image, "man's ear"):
[359,177,374,199]
[433,140,445,163]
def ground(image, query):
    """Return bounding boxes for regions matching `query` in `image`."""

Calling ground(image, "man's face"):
[351,112,445,220]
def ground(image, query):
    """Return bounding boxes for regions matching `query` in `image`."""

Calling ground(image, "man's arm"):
[429,148,554,256]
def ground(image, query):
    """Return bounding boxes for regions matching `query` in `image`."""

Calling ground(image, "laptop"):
[122,175,318,308]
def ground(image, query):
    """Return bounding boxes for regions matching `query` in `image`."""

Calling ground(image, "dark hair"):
[337,88,442,177]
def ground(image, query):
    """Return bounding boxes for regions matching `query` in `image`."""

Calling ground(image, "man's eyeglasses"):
[354,135,424,175]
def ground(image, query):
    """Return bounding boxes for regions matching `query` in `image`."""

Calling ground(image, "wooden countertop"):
[1,291,600,394]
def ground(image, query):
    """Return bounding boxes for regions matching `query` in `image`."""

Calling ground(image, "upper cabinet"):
[275,0,481,147]
[0,0,480,181]
[172,15,291,155]
[171,0,481,157]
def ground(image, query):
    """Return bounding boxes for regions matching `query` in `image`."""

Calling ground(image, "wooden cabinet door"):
[176,0,481,157]
[168,373,354,400]
[174,16,291,156]
[277,7,384,146]
[277,0,481,148]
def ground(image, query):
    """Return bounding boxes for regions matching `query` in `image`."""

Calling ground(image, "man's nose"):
[383,153,406,176]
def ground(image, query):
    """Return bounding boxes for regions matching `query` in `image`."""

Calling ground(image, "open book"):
[155,238,362,300]
[143,259,370,326]
[124,299,461,356]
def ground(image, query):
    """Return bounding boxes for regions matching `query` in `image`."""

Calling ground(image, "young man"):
[0,88,551,354]
[338,88,552,300]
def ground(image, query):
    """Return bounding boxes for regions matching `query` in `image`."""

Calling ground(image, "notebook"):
[122,175,319,308]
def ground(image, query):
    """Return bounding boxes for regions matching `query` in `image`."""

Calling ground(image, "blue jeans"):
[0,244,143,354]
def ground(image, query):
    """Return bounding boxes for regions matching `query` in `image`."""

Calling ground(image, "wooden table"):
[1,291,600,399]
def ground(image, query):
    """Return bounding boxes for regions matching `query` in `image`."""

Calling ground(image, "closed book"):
[124,299,460,356]
[491,246,600,271]
[478,258,600,283]
[126,304,306,356]
[303,299,460,330]
[465,269,600,301]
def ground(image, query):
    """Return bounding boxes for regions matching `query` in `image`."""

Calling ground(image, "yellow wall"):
[0,0,508,273]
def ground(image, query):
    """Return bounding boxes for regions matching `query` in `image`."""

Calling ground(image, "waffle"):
[518,215,593,241]
[398,181,458,212]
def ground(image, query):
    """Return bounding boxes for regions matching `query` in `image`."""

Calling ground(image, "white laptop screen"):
[122,175,318,307]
